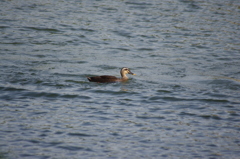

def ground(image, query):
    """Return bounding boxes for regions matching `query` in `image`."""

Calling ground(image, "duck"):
[87,67,136,83]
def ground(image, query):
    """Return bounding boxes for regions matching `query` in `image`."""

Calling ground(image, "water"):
[0,0,240,158]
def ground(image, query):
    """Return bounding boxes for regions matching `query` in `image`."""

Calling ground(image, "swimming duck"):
[87,67,136,83]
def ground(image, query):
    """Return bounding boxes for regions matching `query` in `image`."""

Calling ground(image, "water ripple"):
[0,0,240,158]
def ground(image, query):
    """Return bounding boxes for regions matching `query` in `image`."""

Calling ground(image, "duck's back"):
[87,75,119,83]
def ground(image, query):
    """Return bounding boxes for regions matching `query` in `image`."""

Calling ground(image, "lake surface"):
[0,0,240,158]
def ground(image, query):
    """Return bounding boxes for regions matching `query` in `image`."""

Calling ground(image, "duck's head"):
[120,67,136,77]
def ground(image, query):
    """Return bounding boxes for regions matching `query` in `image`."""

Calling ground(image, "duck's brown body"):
[87,75,121,83]
[87,67,135,83]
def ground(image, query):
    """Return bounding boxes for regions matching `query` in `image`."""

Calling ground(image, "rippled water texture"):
[0,0,240,158]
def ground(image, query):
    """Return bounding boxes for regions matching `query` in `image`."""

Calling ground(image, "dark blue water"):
[1,0,240,158]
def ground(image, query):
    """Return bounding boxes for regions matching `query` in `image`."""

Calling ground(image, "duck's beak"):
[129,71,136,75]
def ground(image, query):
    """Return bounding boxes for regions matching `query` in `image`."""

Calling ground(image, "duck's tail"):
[87,77,92,82]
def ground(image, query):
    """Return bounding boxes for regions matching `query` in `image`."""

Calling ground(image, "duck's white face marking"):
[121,67,130,75]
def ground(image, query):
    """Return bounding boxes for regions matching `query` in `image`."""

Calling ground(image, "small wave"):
[68,133,97,137]
[24,27,60,33]
[57,145,92,151]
